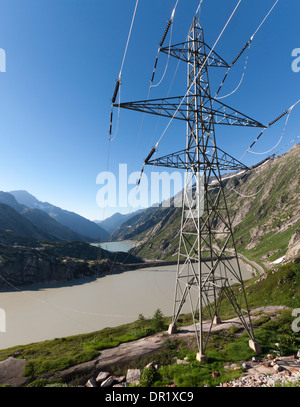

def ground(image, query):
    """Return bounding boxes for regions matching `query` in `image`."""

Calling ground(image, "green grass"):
[246,260,300,309]
[244,221,300,262]
[147,309,300,387]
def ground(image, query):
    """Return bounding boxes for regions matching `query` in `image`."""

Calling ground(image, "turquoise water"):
[91,241,135,253]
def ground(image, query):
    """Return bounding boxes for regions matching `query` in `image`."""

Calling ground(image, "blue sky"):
[0,0,299,221]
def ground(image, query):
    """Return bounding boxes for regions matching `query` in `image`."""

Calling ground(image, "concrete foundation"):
[168,323,177,335]
[249,339,262,354]
[213,315,221,325]
[196,353,207,362]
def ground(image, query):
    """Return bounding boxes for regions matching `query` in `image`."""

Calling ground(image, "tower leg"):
[168,323,177,335]
[196,353,207,362]
[213,315,222,325]
[249,339,262,354]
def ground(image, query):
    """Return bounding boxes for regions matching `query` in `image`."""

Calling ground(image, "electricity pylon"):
[115,17,262,361]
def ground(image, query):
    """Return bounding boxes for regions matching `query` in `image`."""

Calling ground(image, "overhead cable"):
[274,135,300,156]
[215,0,279,99]
[240,99,300,159]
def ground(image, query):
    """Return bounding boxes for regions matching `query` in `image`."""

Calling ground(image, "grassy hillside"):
[226,144,300,263]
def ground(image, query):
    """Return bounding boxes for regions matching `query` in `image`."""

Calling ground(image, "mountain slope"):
[0,191,26,212]
[20,208,87,242]
[109,205,181,258]
[225,143,300,263]
[95,210,143,235]
[114,144,300,265]
[0,241,143,289]
[0,192,87,242]
[0,203,49,240]
[10,190,109,242]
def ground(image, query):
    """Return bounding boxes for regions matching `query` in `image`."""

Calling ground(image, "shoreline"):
[0,253,256,293]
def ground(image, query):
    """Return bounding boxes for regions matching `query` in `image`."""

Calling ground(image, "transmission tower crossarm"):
[160,41,230,68]
[115,95,265,128]
[145,145,250,172]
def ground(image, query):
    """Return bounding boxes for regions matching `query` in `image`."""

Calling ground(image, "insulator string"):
[108,0,139,138]
[240,99,300,160]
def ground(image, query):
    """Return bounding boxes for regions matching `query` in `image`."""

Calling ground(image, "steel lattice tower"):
[115,17,262,361]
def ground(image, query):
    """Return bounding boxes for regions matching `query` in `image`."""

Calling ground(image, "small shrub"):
[138,313,146,322]
[228,326,244,335]
[278,332,297,356]
[140,366,159,387]
[151,309,166,332]
[253,315,271,326]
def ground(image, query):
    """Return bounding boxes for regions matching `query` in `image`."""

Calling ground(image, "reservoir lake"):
[91,240,136,253]
[0,242,253,350]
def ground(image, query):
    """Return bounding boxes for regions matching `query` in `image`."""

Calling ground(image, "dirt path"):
[211,246,265,276]
[237,252,265,276]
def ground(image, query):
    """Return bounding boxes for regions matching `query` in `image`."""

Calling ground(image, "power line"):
[240,99,300,160]
[215,0,280,100]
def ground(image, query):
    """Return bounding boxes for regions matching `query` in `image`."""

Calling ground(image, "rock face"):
[0,357,28,387]
[0,243,143,289]
[286,228,300,260]
[0,246,97,288]
[126,369,141,386]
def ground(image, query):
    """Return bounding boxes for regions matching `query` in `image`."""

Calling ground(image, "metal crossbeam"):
[160,41,230,68]
[146,146,249,172]
[116,96,265,128]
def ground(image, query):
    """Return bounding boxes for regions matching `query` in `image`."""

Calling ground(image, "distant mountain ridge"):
[0,203,48,240]
[9,190,109,242]
[0,190,108,242]
[94,210,143,235]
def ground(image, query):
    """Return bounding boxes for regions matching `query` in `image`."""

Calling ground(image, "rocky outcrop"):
[220,355,300,387]
[0,357,28,387]
[83,369,140,388]
[285,228,300,260]
[0,243,143,289]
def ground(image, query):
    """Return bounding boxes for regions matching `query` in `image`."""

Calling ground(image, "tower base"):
[249,339,262,354]
[196,353,207,363]
[213,315,222,325]
[168,323,177,335]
